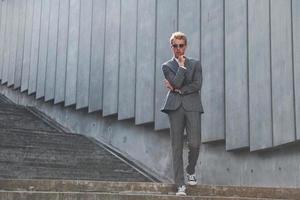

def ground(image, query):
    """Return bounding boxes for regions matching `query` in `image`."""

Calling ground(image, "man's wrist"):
[174,89,182,94]
[179,65,186,70]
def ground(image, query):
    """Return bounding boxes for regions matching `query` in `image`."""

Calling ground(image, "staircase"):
[0,94,296,199]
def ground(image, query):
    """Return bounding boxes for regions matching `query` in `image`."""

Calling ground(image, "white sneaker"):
[176,185,187,196]
[187,174,197,186]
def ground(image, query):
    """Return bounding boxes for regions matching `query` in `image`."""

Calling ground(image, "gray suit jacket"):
[160,57,204,113]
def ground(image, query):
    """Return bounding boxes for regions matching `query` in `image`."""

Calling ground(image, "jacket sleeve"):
[180,61,202,95]
[162,64,186,89]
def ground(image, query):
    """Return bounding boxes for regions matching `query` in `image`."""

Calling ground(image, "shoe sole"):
[176,193,187,196]
[187,181,197,186]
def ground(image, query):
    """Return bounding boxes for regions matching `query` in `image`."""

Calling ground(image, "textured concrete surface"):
[0,96,151,182]
[0,179,299,199]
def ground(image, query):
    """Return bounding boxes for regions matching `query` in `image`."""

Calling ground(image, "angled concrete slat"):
[14,0,27,89]
[65,0,80,106]
[271,0,295,146]
[7,0,19,87]
[21,0,34,92]
[88,0,106,113]
[0,0,7,81]
[54,0,69,104]
[45,0,59,101]
[1,0,14,85]
[248,0,272,151]
[36,0,51,99]
[135,0,156,125]
[76,0,93,109]
[201,0,225,142]
[225,0,249,150]
[103,0,121,116]
[28,0,42,95]
[118,0,137,120]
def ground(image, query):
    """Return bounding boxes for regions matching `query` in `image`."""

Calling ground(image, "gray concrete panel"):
[271,0,295,146]
[28,0,42,95]
[36,0,50,99]
[135,0,156,125]
[14,0,27,89]
[54,0,69,104]
[76,0,93,109]
[1,0,13,84]
[178,0,200,59]
[155,0,177,130]
[65,0,80,106]
[201,0,225,142]
[0,0,2,79]
[293,0,300,140]
[248,0,272,151]
[45,0,59,101]
[88,0,105,113]
[225,0,249,150]
[102,0,121,116]
[118,0,137,120]
[0,0,7,80]
[21,0,34,92]
[8,0,19,87]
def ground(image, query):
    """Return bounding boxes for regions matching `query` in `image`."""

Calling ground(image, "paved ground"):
[0,94,151,182]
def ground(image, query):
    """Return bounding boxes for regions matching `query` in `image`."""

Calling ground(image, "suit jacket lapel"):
[167,58,179,73]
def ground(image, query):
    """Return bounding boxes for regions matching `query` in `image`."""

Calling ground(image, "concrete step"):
[0,114,56,132]
[0,130,95,148]
[0,179,292,199]
[0,191,275,200]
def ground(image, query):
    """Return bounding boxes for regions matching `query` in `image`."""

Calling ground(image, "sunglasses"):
[172,44,185,49]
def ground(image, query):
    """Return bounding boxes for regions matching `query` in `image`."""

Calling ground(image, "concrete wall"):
[0,0,300,187]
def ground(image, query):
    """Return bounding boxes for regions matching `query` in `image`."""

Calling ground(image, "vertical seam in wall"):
[223,0,226,140]
[44,0,51,99]
[26,0,34,92]
[177,0,179,31]
[117,0,121,114]
[269,0,274,147]
[290,0,297,140]
[101,0,107,112]
[153,0,157,122]
[64,0,70,105]
[20,0,29,90]
[153,0,158,122]
[88,0,94,112]
[19,0,27,88]
[134,0,138,117]
[34,0,40,95]
[14,0,20,87]
[2,0,9,84]
[87,0,93,111]
[13,0,20,87]
[246,0,250,147]
[75,0,82,107]
[53,0,61,102]
[0,1,5,79]
[13,0,18,87]
[34,0,42,95]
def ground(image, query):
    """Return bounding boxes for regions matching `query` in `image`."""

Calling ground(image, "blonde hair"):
[169,32,187,45]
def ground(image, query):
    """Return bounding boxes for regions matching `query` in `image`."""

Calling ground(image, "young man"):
[161,32,204,196]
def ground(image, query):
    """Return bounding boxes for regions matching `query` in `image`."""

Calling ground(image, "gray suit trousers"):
[168,105,201,187]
